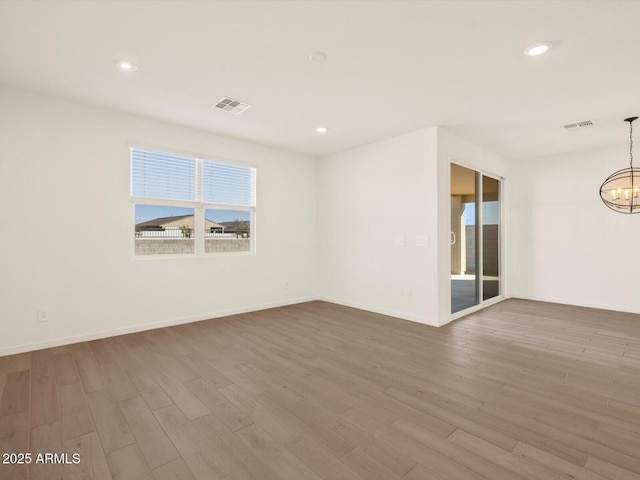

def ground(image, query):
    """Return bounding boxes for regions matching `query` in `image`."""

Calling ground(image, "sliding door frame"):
[450,158,505,321]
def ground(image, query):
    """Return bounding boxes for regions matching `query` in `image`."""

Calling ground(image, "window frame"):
[130,145,256,258]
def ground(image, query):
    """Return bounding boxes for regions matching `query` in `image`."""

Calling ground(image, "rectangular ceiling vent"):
[564,120,595,132]
[213,97,252,115]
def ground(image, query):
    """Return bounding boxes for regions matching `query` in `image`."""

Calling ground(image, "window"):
[131,148,256,256]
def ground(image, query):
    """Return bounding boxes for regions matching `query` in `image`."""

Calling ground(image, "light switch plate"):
[416,236,429,247]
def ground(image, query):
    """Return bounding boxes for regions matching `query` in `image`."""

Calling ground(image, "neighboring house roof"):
[136,215,223,230]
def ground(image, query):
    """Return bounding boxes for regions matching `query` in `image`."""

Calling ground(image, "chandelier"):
[600,117,640,214]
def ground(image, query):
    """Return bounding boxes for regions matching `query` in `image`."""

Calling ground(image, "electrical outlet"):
[37,309,48,322]
[406,290,413,301]
[284,281,290,290]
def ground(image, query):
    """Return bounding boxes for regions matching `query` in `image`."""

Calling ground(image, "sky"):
[135,205,249,224]
[464,201,499,225]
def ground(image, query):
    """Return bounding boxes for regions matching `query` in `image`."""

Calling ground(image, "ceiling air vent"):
[213,97,252,114]
[564,120,595,132]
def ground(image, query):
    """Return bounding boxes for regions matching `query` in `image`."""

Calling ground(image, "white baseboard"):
[318,296,438,327]
[509,293,640,316]
[12,293,623,358]
[0,297,320,357]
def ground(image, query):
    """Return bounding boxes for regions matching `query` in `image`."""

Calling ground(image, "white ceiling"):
[1,1,639,160]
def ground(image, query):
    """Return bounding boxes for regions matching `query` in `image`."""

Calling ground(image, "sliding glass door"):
[450,164,479,313]
[451,163,501,314]
[482,175,500,302]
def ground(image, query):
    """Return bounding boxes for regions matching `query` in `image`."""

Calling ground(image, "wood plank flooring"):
[1,298,640,480]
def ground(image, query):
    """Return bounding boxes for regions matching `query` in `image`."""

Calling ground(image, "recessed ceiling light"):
[115,60,138,72]
[309,51,328,63]
[316,126,328,134]
[524,43,551,56]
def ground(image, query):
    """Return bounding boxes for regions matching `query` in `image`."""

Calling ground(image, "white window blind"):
[131,149,196,201]
[202,160,256,207]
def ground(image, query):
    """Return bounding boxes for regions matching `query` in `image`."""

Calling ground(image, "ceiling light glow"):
[316,126,328,134]
[524,43,551,56]
[116,60,138,72]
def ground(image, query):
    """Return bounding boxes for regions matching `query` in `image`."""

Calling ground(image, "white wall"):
[509,144,640,314]
[318,128,441,325]
[317,127,510,327]
[0,86,318,355]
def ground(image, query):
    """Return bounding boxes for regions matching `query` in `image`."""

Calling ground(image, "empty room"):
[1,1,639,479]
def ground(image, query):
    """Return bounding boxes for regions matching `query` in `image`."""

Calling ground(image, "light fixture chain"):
[631,120,634,168]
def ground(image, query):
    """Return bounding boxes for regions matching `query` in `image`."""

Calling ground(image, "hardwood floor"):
[1,298,640,480]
